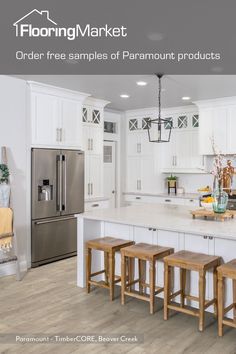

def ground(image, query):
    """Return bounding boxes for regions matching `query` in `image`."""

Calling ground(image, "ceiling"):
[16,75,236,111]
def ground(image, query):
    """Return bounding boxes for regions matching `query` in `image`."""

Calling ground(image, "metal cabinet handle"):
[60,128,63,142]
[175,156,177,166]
[91,183,93,195]
[203,236,207,239]
[137,180,139,190]
[91,139,93,151]
[165,199,171,202]
[209,236,213,240]
[172,156,175,166]
[88,183,90,195]
[92,203,99,207]
[136,196,141,200]
[148,228,152,231]
[189,199,194,202]
[137,143,141,153]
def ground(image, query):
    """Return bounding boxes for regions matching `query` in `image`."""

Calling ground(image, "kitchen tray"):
[191,209,236,221]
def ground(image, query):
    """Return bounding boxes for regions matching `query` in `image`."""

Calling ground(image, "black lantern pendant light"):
[147,74,172,143]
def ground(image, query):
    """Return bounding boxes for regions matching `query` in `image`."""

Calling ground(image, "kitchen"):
[1,74,236,352]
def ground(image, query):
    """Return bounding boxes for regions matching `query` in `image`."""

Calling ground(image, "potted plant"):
[0,164,10,207]
[167,174,177,188]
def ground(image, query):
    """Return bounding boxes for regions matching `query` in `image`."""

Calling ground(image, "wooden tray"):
[191,209,236,221]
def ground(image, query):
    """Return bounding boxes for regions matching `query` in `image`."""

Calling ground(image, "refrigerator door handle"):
[34,216,75,225]
[62,154,67,211]
[56,155,62,211]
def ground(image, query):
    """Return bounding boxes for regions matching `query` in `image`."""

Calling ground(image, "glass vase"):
[212,189,228,214]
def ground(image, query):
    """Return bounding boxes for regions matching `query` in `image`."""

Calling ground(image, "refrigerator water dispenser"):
[38,179,53,201]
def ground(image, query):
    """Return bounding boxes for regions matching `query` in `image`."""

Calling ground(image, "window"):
[82,107,88,122]
[178,115,188,128]
[142,117,151,130]
[129,119,138,131]
[92,109,101,124]
[103,146,112,163]
[104,121,116,134]
[164,117,173,129]
[192,114,199,128]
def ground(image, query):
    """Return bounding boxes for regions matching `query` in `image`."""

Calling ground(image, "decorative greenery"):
[0,164,10,183]
[167,174,177,181]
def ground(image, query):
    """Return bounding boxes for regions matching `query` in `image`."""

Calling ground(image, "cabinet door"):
[175,130,191,169]
[84,153,90,199]
[90,154,103,198]
[191,130,205,170]
[61,99,82,148]
[214,238,236,319]
[82,125,90,153]
[227,105,236,154]
[155,230,180,297]
[212,107,228,154]
[89,126,103,155]
[31,93,60,146]
[140,156,156,193]
[161,130,176,171]
[126,156,141,192]
[139,131,154,156]
[127,133,140,156]
[198,108,214,155]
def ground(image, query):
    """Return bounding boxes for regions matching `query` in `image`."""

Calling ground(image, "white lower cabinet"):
[214,237,236,319]
[104,222,132,277]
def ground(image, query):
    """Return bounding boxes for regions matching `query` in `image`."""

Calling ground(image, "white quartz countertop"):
[78,204,236,240]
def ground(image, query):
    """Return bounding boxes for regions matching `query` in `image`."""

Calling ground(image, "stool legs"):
[218,274,224,337]
[233,280,236,322]
[104,251,109,285]
[180,269,186,308]
[86,247,92,294]
[149,260,156,314]
[199,270,206,332]
[164,263,171,320]
[121,253,126,305]
[128,257,135,291]
[138,260,146,294]
[109,251,115,301]
[213,268,218,317]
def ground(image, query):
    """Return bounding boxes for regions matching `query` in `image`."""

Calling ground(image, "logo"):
[13,9,127,40]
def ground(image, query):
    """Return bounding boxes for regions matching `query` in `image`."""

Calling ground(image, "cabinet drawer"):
[185,198,199,207]
[155,197,185,205]
[85,200,109,211]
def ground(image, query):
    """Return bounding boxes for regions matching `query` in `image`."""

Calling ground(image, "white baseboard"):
[0,261,16,277]
[0,259,28,278]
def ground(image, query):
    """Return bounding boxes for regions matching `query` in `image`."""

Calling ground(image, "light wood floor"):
[0,257,236,354]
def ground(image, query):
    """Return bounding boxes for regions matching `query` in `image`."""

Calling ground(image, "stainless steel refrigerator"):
[31,148,84,267]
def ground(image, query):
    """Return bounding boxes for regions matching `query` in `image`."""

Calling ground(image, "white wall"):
[0,76,29,275]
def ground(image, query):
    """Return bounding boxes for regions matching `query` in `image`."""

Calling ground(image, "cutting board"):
[191,209,236,221]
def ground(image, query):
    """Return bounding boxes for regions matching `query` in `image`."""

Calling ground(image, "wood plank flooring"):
[0,257,236,354]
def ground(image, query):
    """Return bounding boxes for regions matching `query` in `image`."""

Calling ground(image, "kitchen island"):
[77,204,236,317]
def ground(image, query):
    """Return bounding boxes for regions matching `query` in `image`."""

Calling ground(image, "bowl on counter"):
[201,202,213,210]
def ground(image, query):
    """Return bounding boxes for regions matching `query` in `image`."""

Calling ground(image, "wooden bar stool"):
[217,259,236,336]
[86,237,134,301]
[121,243,174,314]
[164,250,221,332]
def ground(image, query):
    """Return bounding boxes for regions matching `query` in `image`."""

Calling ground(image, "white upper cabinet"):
[31,92,60,146]
[160,109,204,173]
[82,97,110,200]
[195,97,236,155]
[29,82,90,149]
